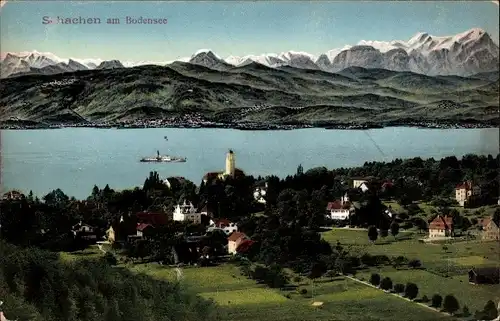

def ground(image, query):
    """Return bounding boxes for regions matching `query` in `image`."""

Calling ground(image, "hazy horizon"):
[0,1,499,62]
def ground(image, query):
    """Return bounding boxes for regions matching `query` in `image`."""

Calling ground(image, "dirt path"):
[97,244,106,254]
[175,267,183,281]
[344,275,461,320]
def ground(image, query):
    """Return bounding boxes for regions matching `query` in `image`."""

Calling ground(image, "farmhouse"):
[106,226,116,243]
[455,181,481,207]
[480,217,500,241]
[136,223,155,238]
[468,267,500,284]
[351,177,370,192]
[428,215,453,239]
[71,221,97,240]
[227,231,248,255]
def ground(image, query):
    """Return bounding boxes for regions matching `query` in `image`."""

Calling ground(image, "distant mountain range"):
[1,60,498,126]
[1,28,498,78]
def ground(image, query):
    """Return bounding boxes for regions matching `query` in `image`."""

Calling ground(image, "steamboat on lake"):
[140,150,186,163]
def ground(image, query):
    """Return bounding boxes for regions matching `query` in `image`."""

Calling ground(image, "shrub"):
[482,300,499,320]
[392,256,408,267]
[104,252,118,266]
[373,255,391,266]
[462,305,470,317]
[421,295,429,302]
[368,226,378,242]
[293,276,302,283]
[285,294,291,299]
[394,283,405,294]
[380,277,393,291]
[369,273,381,286]
[361,253,375,266]
[408,259,422,269]
[431,294,443,308]
[404,283,419,300]
[443,295,459,314]
[299,288,308,295]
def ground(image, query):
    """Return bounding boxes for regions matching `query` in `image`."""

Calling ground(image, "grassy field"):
[129,263,455,321]
[357,267,500,313]
[322,228,500,315]
[384,201,499,221]
[58,245,104,262]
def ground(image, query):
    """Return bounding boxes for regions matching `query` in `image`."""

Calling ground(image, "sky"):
[0,1,499,62]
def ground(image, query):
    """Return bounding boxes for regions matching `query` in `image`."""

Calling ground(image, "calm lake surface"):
[1,127,498,199]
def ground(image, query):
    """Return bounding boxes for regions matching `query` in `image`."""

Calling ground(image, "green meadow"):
[129,263,455,321]
[322,228,500,314]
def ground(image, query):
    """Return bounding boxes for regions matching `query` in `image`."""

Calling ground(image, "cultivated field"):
[322,228,500,314]
[129,263,456,321]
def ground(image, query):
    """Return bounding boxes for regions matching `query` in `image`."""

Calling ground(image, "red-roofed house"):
[136,211,169,226]
[455,181,481,207]
[236,239,255,254]
[326,194,353,220]
[208,218,238,235]
[228,232,248,254]
[480,217,500,241]
[381,180,394,191]
[136,223,155,238]
[428,215,454,239]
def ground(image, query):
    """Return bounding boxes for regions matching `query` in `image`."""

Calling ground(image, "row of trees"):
[367,272,498,319]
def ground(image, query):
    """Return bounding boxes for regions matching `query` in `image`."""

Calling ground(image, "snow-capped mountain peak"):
[1,28,498,78]
[191,49,222,60]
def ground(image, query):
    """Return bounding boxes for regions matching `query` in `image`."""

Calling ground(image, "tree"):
[404,283,418,300]
[443,295,459,315]
[493,208,500,227]
[482,300,498,320]
[369,273,381,286]
[431,294,443,308]
[394,283,405,294]
[462,305,470,317]
[368,226,378,243]
[390,222,400,239]
[308,262,326,300]
[104,252,118,266]
[324,270,337,281]
[380,277,393,291]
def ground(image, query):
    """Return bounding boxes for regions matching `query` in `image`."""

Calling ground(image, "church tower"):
[225,150,235,177]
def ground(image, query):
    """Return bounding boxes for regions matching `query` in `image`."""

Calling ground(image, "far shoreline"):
[0,120,497,131]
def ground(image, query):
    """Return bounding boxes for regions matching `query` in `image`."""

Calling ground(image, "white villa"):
[327,193,353,221]
[173,200,203,224]
[455,181,481,207]
[253,182,268,204]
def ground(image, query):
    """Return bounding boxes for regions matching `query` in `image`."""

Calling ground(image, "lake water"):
[1,127,498,199]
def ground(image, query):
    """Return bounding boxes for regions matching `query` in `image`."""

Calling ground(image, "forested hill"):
[0,242,218,321]
[0,63,498,126]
